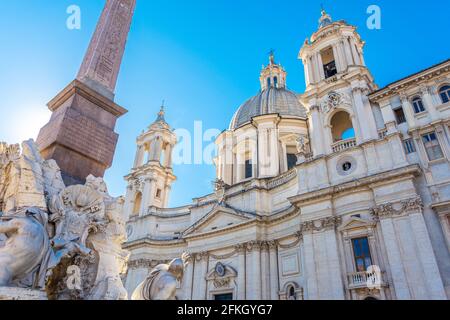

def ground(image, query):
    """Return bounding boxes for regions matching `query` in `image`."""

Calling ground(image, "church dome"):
[229,52,307,130]
[229,87,307,130]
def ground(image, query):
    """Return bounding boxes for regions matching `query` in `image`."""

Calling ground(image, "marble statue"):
[0,208,57,289]
[131,253,191,300]
[46,174,130,300]
[0,140,129,300]
[296,135,309,155]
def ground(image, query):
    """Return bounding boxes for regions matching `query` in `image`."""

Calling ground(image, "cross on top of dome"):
[156,102,166,123]
[149,101,171,131]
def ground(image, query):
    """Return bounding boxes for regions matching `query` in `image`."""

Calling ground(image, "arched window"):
[412,96,425,113]
[274,76,278,88]
[439,85,450,104]
[132,192,142,216]
[288,286,296,300]
[330,111,355,142]
[267,77,271,88]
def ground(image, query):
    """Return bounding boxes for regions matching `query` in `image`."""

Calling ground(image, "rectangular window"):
[214,293,233,301]
[393,107,406,124]
[245,159,253,179]
[403,139,416,154]
[422,132,444,161]
[287,154,297,170]
[155,189,162,199]
[352,237,373,272]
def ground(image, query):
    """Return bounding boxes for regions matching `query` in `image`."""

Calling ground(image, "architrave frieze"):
[289,165,421,206]
[127,258,170,270]
[300,216,342,234]
[371,196,424,220]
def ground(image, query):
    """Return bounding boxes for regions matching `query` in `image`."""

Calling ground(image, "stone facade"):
[123,11,450,300]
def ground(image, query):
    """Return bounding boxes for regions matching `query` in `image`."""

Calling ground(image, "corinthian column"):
[183,255,194,300]
[246,241,262,300]
[420,86,439,121]
[236,244,246,300]
[268,241,279,300]
[192,252,208,300]
[400,93,417,128]
[309,105,325,156]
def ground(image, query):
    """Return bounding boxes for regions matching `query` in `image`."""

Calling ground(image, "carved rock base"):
[46,253,99,300]
[0,287,48,300]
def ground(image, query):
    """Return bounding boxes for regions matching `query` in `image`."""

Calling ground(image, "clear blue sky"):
[0,0,448,207]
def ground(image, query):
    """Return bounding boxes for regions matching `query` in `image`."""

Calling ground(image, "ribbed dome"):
[229,87,307,130]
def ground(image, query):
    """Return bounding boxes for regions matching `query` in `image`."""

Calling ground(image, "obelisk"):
[37,0,136,185]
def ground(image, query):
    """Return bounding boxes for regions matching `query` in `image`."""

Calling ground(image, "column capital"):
[194,251,209,262]
[420,85,430,96]
[399,92,409,102]
[310,105,321,112]
[245,240,265,252]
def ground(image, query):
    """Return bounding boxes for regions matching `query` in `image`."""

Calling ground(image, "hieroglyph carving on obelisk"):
[77,0,136,99]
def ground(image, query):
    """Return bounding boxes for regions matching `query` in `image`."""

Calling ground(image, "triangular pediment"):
[183,205,255,236]
[338,217,376,232]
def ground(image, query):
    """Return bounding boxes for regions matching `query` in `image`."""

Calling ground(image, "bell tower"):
[300,9,370,88]
[123,105,177,219]
[37,0,136,185]
[299,9,380,158]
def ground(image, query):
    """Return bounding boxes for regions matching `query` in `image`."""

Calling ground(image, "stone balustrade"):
[332,138,357,153]
[347,270,385,289]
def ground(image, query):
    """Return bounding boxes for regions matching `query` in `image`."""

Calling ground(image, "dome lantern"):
[259,51,287,91]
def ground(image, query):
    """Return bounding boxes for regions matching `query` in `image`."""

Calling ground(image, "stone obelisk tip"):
[77,0,136,100]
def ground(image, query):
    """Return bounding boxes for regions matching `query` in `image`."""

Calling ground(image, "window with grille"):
[422,132,444,161]
[403,139,416,154]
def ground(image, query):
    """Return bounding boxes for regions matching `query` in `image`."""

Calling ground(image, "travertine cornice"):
[127,258,170,270]
[289,165,421,205]
[369,59,450,102]
[122,237,185,250]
